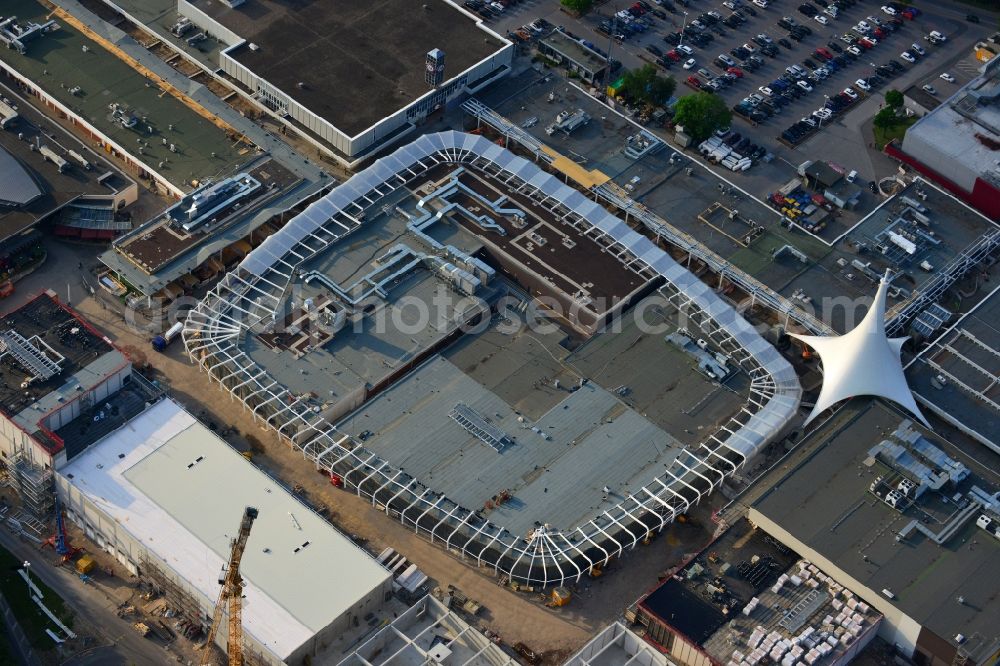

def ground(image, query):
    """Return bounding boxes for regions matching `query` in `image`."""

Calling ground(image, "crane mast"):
[202,506,258,666]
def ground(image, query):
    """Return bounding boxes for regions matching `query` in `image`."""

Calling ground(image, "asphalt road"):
[0,529,171,666]
[489,0,999,199]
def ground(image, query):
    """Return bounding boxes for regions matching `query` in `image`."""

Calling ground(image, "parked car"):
[797,79,814,92]
[855,78,871,91]
[683,57,697,69]
[900,51,916,63]
[940,72,956,83]
[922,84,937,95]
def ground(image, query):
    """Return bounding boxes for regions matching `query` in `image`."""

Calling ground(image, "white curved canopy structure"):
[791,273,929,426]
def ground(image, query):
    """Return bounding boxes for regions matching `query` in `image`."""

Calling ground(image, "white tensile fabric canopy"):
[791,273,929,426]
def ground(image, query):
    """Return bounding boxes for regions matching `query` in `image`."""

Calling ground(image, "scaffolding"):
[11,451,54,519]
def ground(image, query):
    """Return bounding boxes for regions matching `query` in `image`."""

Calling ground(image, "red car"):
[814,47,833,60]
[859,37,875,49]
[666,49,682,61]
[686,75,703,89]
[727,66,744,78]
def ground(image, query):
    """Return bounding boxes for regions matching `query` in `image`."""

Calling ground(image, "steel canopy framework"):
[183,131,802,587]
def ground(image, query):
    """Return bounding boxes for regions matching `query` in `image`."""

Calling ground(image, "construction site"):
[0,0,997,661]
[183,129,802,590]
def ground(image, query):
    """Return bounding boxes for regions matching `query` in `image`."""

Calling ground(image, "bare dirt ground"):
[11,239,723,656]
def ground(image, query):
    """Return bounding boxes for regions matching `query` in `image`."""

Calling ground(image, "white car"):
[940,72,956,83]
[847,46,862,56]
[911,43,926,56]
[900,51,916,63]
[677,44,694,55]
[858,20,871,31]
[842,87,858,100]
[723,0,737,9]
[813,108,832,120]
[929,30,947,42]
[824,6,839,17]
[855,78,872,91]
[814,14,829,25]
[881,5,897,15]
[801,117,818,127]
[922,84,937,95]
[759,86,774,96]
[797,80,814,92]
[753,0,769,7]
[490,1,505,11]
[683,58,697,69]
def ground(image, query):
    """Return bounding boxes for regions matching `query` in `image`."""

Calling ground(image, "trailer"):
[151,321,184,352]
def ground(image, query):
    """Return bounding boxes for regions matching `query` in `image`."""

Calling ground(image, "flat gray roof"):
[60,398,391,660]
[907,284,1000,455]
[541,31,608,74]
[340,355,684,535]
[196,0,507,135]
[750,401,1000,663]
[902,57,1000,191]
[0,95,131,244]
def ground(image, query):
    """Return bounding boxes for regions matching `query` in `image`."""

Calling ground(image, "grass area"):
[0,629,18,666]
[873,116,917,150]
[0,546,74,651]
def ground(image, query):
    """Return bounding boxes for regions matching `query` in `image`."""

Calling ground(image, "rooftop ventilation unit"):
[0,330,62,380]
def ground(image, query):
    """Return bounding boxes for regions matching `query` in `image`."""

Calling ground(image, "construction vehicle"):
[546,586,572,607]
[201,506,258,666]
[75,554,96,575]
[42,496,80,563]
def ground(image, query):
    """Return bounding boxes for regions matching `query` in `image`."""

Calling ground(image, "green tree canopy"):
[560,0,593,14]
[619,64,676,106]
[673,92,732,141]
[885,89,904,109]
[873,107,898,130]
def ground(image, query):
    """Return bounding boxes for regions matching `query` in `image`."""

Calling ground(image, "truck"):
[151,321,184,352]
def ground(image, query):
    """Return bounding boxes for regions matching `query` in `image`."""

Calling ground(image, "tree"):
[885,89,904,110]
[560,0,593,14]
[673,92,732,141]
[873,107,897,130]
[619,64,676,106]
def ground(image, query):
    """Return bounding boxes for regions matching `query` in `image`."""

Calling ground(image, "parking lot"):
[485,0,994,198]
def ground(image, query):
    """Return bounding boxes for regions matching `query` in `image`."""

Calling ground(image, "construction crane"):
[201,506,258,666]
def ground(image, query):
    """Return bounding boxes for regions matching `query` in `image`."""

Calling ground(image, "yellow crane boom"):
[202,506,258,666]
